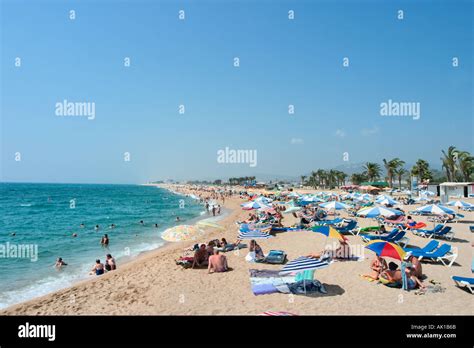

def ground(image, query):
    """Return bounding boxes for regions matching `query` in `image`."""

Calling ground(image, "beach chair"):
[336,220,358,235]
[314,218,343,226]
[470,226,474,233]
[451,276,474,294]
[390,231,409,248]
[431,226,454,240]
[404,240,440,257]
[412,224,444,237]
[384,215,405,226]
[361,229,399,243]
[417,244,458,267]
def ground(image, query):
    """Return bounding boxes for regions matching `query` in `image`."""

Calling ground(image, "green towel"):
[295,270,315,282]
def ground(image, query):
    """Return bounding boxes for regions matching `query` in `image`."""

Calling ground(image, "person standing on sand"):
[208,250,228,273]
[212,206,216,216]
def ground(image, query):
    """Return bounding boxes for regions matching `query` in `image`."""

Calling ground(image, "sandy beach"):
[1,184,472,316]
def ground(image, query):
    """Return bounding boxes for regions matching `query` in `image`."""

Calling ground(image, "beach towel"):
[249,269,295,295]
[252,283,278,295]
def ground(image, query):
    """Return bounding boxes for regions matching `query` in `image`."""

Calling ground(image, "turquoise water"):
[0,183,205,309]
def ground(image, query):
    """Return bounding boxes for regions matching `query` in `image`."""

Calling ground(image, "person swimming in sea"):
[101,234,109,247]
[110,224,116,229]
[154,223,159,228]
[55,257,68,269]
[80,223,85,228]
[95,225,100,231]
[176,216,180,222]
[139,220,144,225]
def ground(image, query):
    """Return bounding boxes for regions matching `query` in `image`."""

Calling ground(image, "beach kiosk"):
[440,182,474,203]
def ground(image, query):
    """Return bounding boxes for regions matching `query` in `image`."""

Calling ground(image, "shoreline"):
[0,184,226,312]
[2,185,473,315]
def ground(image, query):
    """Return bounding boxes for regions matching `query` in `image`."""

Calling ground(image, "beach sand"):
[2,185,473,315]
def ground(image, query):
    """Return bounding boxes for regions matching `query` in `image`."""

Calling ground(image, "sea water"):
[0,183,205,309]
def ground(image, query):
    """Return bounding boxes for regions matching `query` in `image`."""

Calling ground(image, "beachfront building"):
[439,182,474,202]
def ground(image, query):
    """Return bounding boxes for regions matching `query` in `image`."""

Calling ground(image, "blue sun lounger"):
[412,224,444,237]
[417,244,458,267]
[361,229,399,242]
[452,276,474,294]
[336,220,358,235]
[404,240,440,257]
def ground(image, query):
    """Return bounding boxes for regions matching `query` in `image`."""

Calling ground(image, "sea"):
[0,183,207,309]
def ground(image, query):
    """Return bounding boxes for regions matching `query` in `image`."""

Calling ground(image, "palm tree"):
[351,173,367,185]
[363,162,381,182]
[300,175,307,186]
[316,169,325,188]
[441,146,458,182]
[411,159,432,182]
[394,167,407,189]
[383,158,405,188]
[456,151,474,182]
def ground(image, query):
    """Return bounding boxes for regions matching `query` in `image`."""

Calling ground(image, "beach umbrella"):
[161,225,205,242]
[414,196,430,203]
[416,204,455,215]
[311,225,345,241]
[319,201,350,210]
[260,311,297,316]
[420,190,435,196]
[447,200,473,208]
[254,196,273,204]
[287,192,300,198]
[280,256,330,274]
[357,206,403,218]
[365,240,406,261]
[241,201,271,210]
[377,197,398,206]
[283,200,302,214]
[238,229,272,239]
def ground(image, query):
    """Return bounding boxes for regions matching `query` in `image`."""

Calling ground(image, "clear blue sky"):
[1,0,472,184]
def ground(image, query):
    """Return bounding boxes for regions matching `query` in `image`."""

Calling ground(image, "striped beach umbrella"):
[260,311,297,316]
[447,200,473,208]
[238,229,272,240]
[365,240,406,261]
[357,206,403,218]
[311,225,345,241]
[319,201,350,210]
[280,256,330,274]
[161,225,205,242]
[416,204,455,215]
[241,201,271,210]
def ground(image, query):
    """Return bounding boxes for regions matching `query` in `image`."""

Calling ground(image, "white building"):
[439,182,474,202]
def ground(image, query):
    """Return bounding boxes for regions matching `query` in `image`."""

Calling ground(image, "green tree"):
[363,162,381,182]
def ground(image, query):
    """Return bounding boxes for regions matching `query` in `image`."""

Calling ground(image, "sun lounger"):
[356,226,380,235]
[336,220,358,235]
[417,244,458,267]
[451,276,474,294]
[412,224,444,237]
[314,218,343,226]
[361,228,399,242]
[431,226,454,240]
[404,240,440,257]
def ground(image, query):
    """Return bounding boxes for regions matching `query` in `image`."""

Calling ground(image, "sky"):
[1,0,472,184]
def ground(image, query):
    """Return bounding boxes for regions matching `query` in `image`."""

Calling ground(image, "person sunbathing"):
[208,250,228,273]
[192,244,209,268]
[404,253,422,278]
[406,216,417,227]
[380,262,402,284]
[363,255,387,280]
[405,267,426,290]
[307,239,351,260]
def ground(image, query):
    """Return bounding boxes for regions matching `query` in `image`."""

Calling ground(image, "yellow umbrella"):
[161,225,205,242]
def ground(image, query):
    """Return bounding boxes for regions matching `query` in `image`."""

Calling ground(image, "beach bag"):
[245,251,256,262]
[264,250,287,264]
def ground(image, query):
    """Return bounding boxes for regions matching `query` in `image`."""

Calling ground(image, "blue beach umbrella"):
[416,204,455,215]
[319,201,350,210]
[357,206,403,218]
